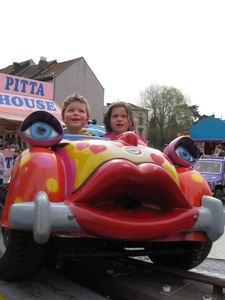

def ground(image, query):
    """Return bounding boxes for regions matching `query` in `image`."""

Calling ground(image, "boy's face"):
[63,101,88,134]
[110,107,129,136]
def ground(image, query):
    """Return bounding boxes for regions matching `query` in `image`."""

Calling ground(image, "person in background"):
[9,138,19,150]
[198,148,203,158]
[222,142,225,152]
[61,93,90,134]
[103,101,148,146]
[8,149,22,183]
[213,144,225,157]
[0,152,6,184]
[207,165,214,172]
[4,137,10,149]
[12,149,20,167]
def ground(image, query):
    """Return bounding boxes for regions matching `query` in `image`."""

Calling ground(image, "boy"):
[61,93,90,134]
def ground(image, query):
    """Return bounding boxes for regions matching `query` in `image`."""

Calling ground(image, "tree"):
[189,105,200,121]
[139,84,191,148]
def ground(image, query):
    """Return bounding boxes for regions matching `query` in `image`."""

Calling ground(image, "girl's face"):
[63,101,88,134]
[110,106,130,136]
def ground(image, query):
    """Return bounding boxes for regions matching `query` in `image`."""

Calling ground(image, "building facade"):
[0,57,104,125]
[0,58,148,135]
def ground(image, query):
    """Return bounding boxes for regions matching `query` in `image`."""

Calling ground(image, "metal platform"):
[0,224,224,299]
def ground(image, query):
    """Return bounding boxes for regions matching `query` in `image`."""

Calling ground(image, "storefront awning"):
[0,113,25,122]
[0,73,65,133]
[0,92,64,132]
[190,118,225,141]
[0,118,21,133]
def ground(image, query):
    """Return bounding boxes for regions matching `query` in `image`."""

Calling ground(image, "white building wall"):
[54,58,104,125]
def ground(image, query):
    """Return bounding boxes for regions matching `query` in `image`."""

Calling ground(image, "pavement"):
[192,205,225,277]
[207,227,225,260]
[207,203,225,260]
[192,230,225,277]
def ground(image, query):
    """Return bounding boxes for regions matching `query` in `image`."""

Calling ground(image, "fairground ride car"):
[0,111,224,280]
[194,156,225,202]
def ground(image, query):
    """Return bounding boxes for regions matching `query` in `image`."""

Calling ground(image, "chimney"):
[39,56,47,71]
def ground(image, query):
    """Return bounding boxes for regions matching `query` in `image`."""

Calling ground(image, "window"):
[138,128,143,136]
[139,117,143,125]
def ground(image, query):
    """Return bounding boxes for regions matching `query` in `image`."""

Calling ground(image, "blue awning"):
[190,118,225,141]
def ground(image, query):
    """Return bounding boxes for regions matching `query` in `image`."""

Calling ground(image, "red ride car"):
[0,111,224,280]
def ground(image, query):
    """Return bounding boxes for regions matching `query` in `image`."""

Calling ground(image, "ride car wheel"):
[214,189,223,202]
[149,241,212,270]
[0,184,50,280]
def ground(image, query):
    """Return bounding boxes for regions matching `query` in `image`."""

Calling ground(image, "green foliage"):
[189,105,200,120]
[139,84,197,148]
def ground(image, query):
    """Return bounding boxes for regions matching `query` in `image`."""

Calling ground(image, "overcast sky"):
[1,0,225,119]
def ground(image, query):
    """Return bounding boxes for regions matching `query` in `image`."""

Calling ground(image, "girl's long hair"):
[104,101,135,132]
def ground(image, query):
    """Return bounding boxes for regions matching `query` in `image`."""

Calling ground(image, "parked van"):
[194,156,225,202]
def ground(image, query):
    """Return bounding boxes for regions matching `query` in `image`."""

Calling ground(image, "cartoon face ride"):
[0,111,224,280]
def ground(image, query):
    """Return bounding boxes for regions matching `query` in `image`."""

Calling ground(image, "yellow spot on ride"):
[14,197,22,203]
[46,178,59,193]
[191,173,203,183]
[18,154,30,168]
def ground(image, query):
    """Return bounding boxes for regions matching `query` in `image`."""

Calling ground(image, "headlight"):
[19,111,64,147]
[163,136,199,167]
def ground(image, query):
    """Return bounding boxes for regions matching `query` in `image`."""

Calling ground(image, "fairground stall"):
[0,73,62,182]
[190,117,225,155]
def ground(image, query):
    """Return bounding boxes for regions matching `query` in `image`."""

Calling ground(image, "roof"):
[35,58,81,81]
[17,60,57,79]
[0,57,82,81]
[129,103,149,111]
[194,114,215,124]
[0,59,36,75]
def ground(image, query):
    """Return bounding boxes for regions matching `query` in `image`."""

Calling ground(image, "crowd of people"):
[4,137,20,150]
[199,143,225,158]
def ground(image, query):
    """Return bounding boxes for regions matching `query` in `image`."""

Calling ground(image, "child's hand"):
[79,128,89,135]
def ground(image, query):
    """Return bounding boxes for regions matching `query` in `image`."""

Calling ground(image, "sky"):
[1,0,225,119]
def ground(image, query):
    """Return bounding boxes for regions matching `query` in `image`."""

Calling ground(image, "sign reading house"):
[0,73,62,122]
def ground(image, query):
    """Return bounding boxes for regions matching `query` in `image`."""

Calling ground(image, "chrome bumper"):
[190,195,225,241]
[8,191,82,244]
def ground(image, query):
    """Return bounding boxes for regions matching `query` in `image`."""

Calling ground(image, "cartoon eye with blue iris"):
[19,111,64,147]
[24,122,59,140]
[175,146,194,162]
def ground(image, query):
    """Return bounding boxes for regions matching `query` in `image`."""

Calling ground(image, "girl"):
[103,101,148,145]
